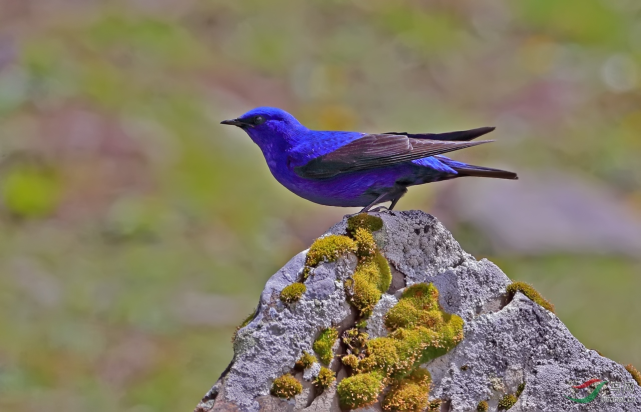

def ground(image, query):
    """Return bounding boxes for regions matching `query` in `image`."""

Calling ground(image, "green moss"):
[280,282,306,304]
[346,251,393,316]
[295,351,316,370]
[271,374,302,399]
[313,327,339,365]
[231,311,255,342]
[314,366,336,389]
[345,283,463,406]
[626,364,641,386]
[354,227,377,257]
[375,251,392,292]
[347,213,384,234]
[342,354,360,369]
[382,369,431,411]
[342,328,369,351]
[516,382,526,397]
[506,281,555,313]
[337,372,384,409]
[305,235,357,267]
[498,393,517,410]
[356,319,368,329]
[428,399,442,411]
[477,400,489,412]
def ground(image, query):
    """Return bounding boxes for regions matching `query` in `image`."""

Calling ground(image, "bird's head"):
[221,107,306,146]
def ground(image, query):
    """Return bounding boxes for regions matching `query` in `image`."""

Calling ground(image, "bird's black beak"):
[221,118,248,128]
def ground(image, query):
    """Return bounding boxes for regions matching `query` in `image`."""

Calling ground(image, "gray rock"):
[195,211,641,412]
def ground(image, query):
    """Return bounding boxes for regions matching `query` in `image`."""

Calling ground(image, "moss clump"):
[342,328,369,351]
[506,282,555,313]
[626,364,641,386]
[477,400,489,412]
[356,319,368,329]
[428,399,442,411]
[337,372,384,409]
[280,282,306,304]
[516,382,525,397]
[345,251,392,316]
[305,235,357,268]
[498,393,517,410]
[353,227,377,257]
[384,283,441,330]
[372,284,464,377]
[314,366,336,389]
[231,311,255,342]
[313,328,339,365]
[342,354,360,369]
[344,283,463,405]
[347,213,384,234]
[271,374,302,399]
[382,369,431,411]
[295,351,316,370]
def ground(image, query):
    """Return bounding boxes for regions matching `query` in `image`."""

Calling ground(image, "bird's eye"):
[254,116,266,125]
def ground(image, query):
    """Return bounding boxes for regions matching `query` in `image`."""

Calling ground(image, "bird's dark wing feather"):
[295,133,492,179]
[383,126,495,142]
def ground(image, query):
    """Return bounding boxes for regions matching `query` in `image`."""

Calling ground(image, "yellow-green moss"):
[516,382,525,397]
[271,374,302,399]
[626,364,641,386]
[342,354,360,369]
[371,284,464,377]
[347,213,384,234]
[231,311,255,342]
[506,282,555,313]
[498,393,517,410]
[306,235,357,267]
[382,369,431,411]
[314,366,336,389]
[477,400,489,412]
[280,282,306,304]
[337,372,385,409]
[428,399,442,411]
[313,327,338,365]
[342,328,369,351]
[346,251,392,316]
[295,351,316,370]
[354,227,377,257]
[356,319,368,329]
[342,283,463,405]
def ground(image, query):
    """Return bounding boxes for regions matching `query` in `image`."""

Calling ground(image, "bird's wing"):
[383,126,495,142]
[294,133,492,179]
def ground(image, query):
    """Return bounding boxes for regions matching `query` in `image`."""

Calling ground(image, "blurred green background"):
[1,1,640,411]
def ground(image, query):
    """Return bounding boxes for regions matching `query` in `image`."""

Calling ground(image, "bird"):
[221,107,517,212]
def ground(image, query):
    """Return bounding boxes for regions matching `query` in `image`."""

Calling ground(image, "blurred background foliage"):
[0,1,640,411]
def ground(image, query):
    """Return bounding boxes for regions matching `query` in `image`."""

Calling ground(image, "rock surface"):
[195,210,641,412]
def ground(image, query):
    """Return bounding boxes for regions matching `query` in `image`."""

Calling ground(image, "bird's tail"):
[438,156,518,180]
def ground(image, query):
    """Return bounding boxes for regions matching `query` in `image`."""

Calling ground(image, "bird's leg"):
[359,193,389,213]
[370,197,400,212]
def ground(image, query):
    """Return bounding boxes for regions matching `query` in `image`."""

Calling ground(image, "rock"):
[195,211,641,412]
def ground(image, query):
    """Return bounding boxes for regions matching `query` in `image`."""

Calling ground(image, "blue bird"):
[221,107,517,212]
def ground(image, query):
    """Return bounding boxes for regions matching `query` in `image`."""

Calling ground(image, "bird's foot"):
[369,206,390,212]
